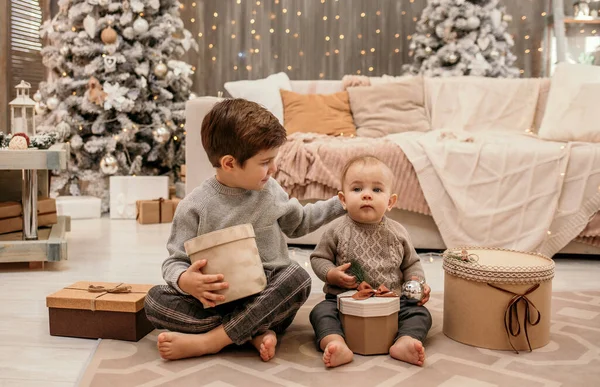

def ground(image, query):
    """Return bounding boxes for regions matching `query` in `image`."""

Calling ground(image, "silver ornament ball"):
[154,62,168,77]
[401,280,424,304]
[133,17,149,34]
[33,91,42,102]
[100,154,119,175]
[153,127,171,143]
[46,96,60,110]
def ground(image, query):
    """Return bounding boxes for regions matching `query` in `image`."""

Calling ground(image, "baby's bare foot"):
[251,330,277,362]
[157,332,217,360]
[323,340,353,368]
[389,336,425,366]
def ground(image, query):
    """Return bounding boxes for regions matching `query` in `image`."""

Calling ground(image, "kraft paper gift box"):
[337,288,400,355]
[184,224,267,307]
[442,247,555,352]
[46,281,155,342]
[0,197,57,234]
[135,198,175,224]
[109,176,169,219]
[180,164,186,183]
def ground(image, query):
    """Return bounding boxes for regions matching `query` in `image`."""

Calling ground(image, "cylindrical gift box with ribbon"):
[337,284,400,355]
[442,247,555,352]
[184,224,267,307]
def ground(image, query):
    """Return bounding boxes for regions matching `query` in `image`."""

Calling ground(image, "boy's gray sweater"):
[162,176,345,294]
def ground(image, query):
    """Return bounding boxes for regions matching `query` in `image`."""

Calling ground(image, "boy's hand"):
[326,262,358,289]
[178,259,229,307]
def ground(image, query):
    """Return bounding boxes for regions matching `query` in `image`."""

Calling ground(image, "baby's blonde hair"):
[340,155,393,191]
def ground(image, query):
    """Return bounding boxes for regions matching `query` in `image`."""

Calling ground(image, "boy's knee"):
[144,285,169,314]
[283,263,312,292]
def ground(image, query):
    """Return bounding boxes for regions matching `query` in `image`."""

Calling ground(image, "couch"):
[184,75,600,256]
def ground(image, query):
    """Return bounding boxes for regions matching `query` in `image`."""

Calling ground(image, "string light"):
[231,34,236,39]
[190,18,195,22]
[370,48,375,52]
[376,10,381,16]
[246,65,252,70]
[361,50,366,55]
[270,28,274,33]
[209,44,214,48]
[541,12,547,16]
[356,70,361,74]
[376,29,381,34]
[522,16,527,20]
[361,12,366,17]
[335,15,340,20]
[250,18,255,24]
[325,36,330,41]
[369,66,374,72]
[297,11,302,16]
[299,51,304,56]
[192,2,196,7]
[395,33,400,38]
[282,8,287,13]
[213,12,218,17]
[319,73,324,78]
[287,65,292,70]
[234,65,238,70]
[525,35,530,39]
[212,25,216,30]
[198,32,203,37]
[323,16,327,20]
[293,33,298,38]
[339,34,344,39]
[285,29,290,33]
[212,56,216,61]
[334,49,339,54]
[358,34,362,39]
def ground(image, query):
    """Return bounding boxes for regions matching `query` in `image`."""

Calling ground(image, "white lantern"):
[9,80,37,136]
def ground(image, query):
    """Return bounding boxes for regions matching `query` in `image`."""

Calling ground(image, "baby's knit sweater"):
[310,214,425,295]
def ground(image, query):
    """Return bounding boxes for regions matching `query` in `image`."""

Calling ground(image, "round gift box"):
[337,291,400,355]
[443,247,555,352]
[184,224,267,307]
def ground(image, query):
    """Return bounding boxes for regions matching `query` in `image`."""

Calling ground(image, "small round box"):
[443,247,555,352]
[337,291,400,355]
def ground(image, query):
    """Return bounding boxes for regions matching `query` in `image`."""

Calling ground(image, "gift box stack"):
[337,288,400,355]
[0,197,57,235]
[46,281,155,341]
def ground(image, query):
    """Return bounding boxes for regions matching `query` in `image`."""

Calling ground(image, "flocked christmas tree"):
[35,0,197,210]
[403,0,519,78]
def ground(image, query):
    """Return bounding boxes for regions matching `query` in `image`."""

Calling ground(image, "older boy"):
[145,99,345,361]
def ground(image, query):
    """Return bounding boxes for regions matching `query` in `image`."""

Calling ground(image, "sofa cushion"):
[280,89,356,136]
[425,76,540,133]
[538,63,600,142]
[348,76,430,138]
[224,72,292,124]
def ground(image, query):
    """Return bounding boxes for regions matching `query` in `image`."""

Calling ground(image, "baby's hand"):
[178,259,229,307]
[326,262,358,289]
[410,276,431,306]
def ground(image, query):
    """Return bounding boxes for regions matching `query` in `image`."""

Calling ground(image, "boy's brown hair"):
[340,155,394,190]
[201,98,287,167]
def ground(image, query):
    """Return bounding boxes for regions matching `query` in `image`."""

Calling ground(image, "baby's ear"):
[338,191,347,210]
[387,194,398,211]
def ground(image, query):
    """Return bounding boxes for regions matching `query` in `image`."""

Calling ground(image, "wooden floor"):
[1,217,599,386]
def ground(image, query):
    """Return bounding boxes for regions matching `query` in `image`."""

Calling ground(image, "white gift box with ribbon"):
[109,176,169,219]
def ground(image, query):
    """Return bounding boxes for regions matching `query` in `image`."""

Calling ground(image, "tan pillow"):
[280,89,356,136]
[348,76,430,138]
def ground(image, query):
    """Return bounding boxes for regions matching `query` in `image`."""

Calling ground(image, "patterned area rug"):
[79,291,600,387]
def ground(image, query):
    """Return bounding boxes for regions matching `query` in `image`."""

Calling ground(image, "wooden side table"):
[0,143,71,265]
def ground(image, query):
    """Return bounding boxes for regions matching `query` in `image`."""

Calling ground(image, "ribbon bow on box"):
[488,283,542,354]
[351,281,399,300]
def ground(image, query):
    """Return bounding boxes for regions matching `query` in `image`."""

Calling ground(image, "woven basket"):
[443,247,555,352]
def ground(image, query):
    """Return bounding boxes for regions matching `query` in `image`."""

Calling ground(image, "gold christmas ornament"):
[101,26,118,44]
[153,62,168,77]
[100,153,119,175]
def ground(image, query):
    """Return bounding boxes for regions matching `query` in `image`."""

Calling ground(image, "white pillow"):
[538,63,600,142]
[224,72,292,124]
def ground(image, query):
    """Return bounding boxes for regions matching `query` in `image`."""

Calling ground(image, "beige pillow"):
[425,76,540,133]
[348,76,430,138]
[280,89,356,136]
[538,63,600,142]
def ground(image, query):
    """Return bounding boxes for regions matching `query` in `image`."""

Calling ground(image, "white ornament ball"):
[153,62,168,77]
[60,45,69,55]
[33,91,42,102]
[46,97,60,110]
[467,16,481,30]
[8,136,28,150]
[133,17,149,34]
[153,127,171,143]
[35,102,46,114]
[100,154,119,175]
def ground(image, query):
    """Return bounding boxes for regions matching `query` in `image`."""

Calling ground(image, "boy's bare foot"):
[157,326,233,361]
[323,340,354,368]
[250,330,277,361]
[389,336,425,366]
[157,332,214,360]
